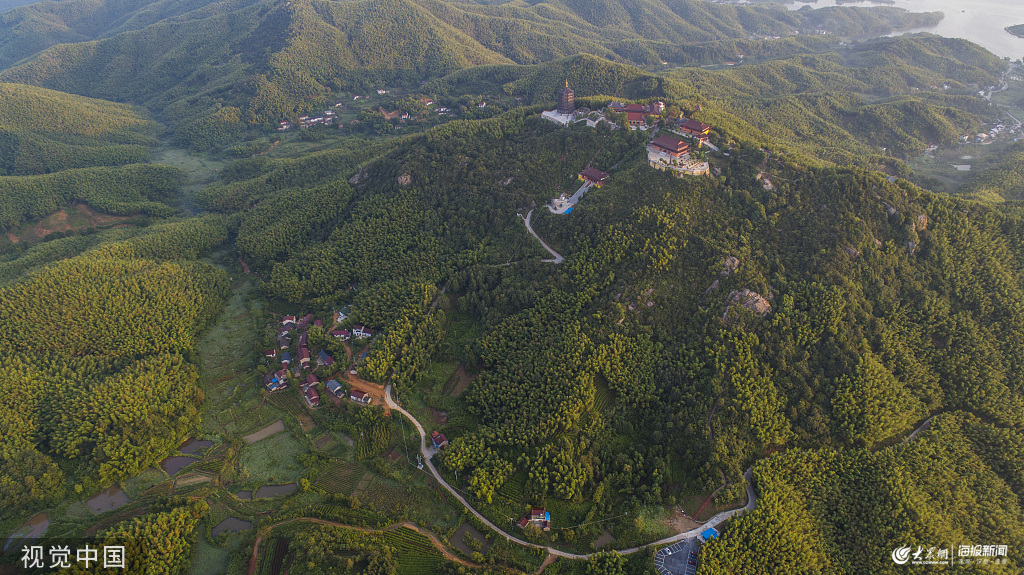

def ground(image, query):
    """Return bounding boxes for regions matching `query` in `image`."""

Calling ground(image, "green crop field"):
[312,461,365,495]
[385,527,442,575]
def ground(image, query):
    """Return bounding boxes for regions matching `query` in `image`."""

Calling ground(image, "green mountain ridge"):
[0,0,944,126]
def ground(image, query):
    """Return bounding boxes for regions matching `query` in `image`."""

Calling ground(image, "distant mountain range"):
[0,0,942,124]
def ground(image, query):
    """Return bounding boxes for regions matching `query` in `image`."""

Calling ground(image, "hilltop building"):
[650,135,691,158]
[542,80,581,126]
[558,80,575,115]
[647,132,709,177]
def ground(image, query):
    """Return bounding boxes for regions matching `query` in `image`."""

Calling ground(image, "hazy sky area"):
[789,0,1024,58]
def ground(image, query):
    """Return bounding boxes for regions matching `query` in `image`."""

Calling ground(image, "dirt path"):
[247,519,479,575]
[534,553,557,575]
[243,420,285,444]
[341,373,389,414]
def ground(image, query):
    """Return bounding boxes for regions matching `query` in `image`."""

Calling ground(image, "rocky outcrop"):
[398,173,412,186]
[844,246,860,259]
[349,168,368,185]
[722,256,739,276]
[725,289,772,318]
[916,214,928,231]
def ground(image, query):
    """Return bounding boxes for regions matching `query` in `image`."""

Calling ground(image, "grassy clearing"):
[198,280,284,437]
[189,531,230,575]
[153,147,224,196]
[122,468,167,498]
[238,431,308,485]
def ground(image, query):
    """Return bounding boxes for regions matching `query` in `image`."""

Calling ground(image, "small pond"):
[160,456,197,475]
[235,491,252,500]
[4,512,49,552]
[254,483,297,498]
[86,486,129,514]
[180,438,215,454]
[212,517,252,537]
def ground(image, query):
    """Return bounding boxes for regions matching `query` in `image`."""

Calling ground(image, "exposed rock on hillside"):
[725,289,772,318]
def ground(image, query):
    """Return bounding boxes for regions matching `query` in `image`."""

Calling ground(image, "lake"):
[786,0,1024,58]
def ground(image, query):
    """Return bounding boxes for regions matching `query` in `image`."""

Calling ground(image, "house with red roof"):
[431,431,448,450]
[350,389,371,404]
[304,386,320,408]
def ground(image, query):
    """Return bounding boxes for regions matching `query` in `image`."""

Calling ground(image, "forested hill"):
[190,104,1024,572]
[424,36,1000,167]
[0,83,157,176]
[0,0,942,127]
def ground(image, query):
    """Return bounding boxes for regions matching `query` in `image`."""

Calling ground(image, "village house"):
[326,379,345,397]
[264,367,287,391]
[334,307,351,323]
[304,373,319,388]
[297,314,315,330]
[298,347,311,369]
[517,508,551,531]
[283,315,296,327]
[264,348,277,359]
[353,325,374,339]
[332,329,351,341]
[298,332,308,347]
[281,351,292,366]
[313,319,323,329]
[304,386,320,408]
[431,431,449,450]
[579,167,610,187]
[350,389,372,405]
[278,334,290,349]
[317,350,335,367]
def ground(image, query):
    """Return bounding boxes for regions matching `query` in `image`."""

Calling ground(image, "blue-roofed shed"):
[699,527,719,542]
[564,207,574,213]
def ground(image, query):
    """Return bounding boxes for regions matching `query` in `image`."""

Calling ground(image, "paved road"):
[384,385,755,559]
[523,209,564,264]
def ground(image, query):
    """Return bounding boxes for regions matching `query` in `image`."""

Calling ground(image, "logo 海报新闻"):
[892,546,913,565]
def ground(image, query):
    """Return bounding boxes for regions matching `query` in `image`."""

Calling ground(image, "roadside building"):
[579,167,610,187]
[431,431,449,450]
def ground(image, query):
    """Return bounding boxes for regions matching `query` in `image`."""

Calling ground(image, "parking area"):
[655,537,701,575]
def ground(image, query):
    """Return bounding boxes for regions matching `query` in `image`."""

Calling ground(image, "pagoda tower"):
[557,80,575,115]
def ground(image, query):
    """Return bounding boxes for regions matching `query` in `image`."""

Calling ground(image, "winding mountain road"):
[522,209,564,264]
[384,384,755,559]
